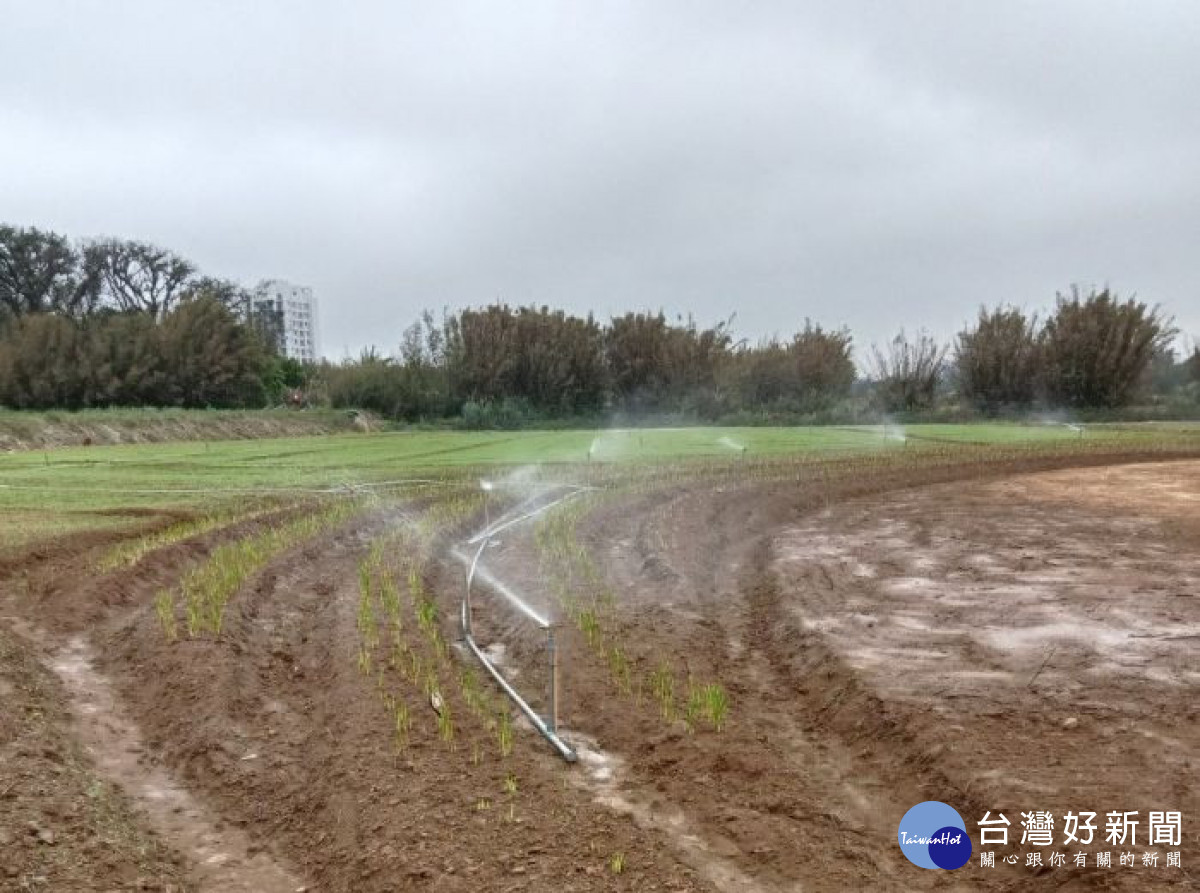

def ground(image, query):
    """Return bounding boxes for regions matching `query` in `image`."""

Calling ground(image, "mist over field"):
[2,6,1200,891]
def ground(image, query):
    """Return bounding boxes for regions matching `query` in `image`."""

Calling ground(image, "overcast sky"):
[2,1,1197,359]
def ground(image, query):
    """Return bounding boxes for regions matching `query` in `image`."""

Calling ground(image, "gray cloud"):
[2,0,1197,358]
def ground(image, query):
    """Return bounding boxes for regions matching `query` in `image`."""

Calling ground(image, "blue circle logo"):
[898,801,972,870]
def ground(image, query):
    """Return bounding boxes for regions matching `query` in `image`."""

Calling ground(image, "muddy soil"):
[0,622,188,891]
[561,458,1200,890]
[53,633,306,892]
[99,512,715,892]
[769,462,1200,887]
[2,448,1199,892]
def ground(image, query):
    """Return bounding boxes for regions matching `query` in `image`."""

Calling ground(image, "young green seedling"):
[154,590,177,641]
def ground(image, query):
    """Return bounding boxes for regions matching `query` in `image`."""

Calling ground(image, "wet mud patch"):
[773,460,1200,874]
[0,622,188,891]
[50,635,308,892]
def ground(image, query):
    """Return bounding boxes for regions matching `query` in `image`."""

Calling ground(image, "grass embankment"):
[0,407,369,452]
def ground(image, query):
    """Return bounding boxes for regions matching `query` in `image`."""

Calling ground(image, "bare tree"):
[83,238,196,319]
[870,329,947,412]
[180,276,249,311]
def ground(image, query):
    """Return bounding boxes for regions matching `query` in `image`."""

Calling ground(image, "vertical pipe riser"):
[546,629,558,734]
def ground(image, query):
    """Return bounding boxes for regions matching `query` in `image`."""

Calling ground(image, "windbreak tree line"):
[954,288,1181,413]
[2,222,1195,419]
[325,294,1191,423]
[0,224,297,409]
[0,225,235,321]
[0,300,268,409]
[322,309,859,424]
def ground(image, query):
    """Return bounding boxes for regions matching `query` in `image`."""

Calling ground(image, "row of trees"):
[0,224,256,321]
[871,289,1187,414]
[955,288,1178,411]
[322,309,860,423]
[3,222,1197,419]
[0,299,271,409]
[324,295,1196,423]
[0,224,295,409]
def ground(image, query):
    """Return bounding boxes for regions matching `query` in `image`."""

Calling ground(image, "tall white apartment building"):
[249,280,321,362]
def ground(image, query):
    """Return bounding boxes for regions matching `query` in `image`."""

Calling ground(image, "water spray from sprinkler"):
[879,421,907,446]
[1032,412,1084,438]
[480,479,494,529]
[717,435,747,457]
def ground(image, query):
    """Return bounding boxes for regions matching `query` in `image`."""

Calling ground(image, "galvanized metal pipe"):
[456,540,574,761]
[462,626,576,762]
[547,627,559,734]
[451,483,598,763]
[466,485,594,545]
[451,547,550,629]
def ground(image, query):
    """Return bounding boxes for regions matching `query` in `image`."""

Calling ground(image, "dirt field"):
[1,450,1197,891]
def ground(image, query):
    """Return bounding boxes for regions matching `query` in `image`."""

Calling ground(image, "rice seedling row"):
[155,498,362,639]
[535,495,730,734]
[351,490,527,821]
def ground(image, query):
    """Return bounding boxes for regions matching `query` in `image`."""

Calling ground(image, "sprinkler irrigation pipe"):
[455,541,575,762]
[449,483,597,763]
[462,623,575,762]
[466,485,594,545]
[452,547,550,628]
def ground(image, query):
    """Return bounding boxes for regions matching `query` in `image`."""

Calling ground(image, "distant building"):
[246,279,321,362]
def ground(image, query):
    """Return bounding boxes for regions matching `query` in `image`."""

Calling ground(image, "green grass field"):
[2,422,1197,550]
